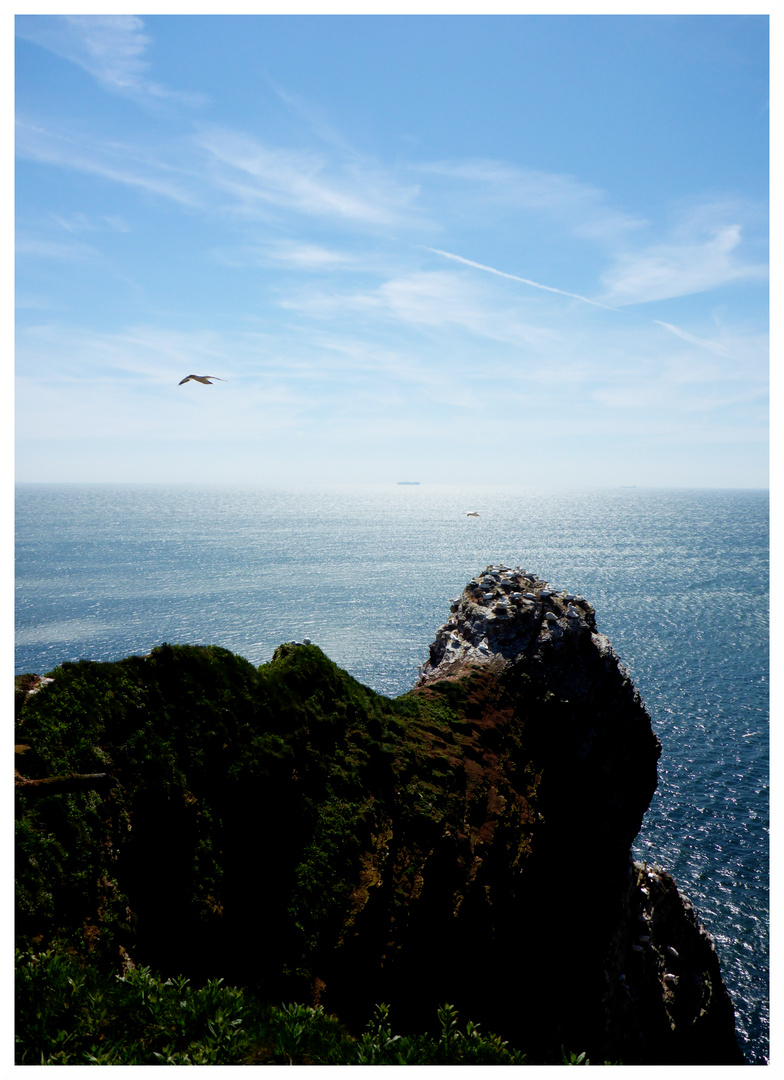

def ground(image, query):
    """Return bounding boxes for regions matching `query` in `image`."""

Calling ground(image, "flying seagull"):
[178,375,226,385]
[466,511,480,517]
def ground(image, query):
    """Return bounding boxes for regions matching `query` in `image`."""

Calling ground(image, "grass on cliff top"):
[16,643,536,970]
[16,643,554,1061]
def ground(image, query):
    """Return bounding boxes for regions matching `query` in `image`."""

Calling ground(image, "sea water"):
[14,483,769,1063]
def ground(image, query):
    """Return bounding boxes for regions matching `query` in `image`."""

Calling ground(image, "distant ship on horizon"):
[397,481,421,485]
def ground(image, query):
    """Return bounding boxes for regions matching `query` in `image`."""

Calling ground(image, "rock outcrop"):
[14,568,743,1064]
[412,564,741,1062]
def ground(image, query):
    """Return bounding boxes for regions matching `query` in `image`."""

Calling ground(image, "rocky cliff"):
[415,565,741,1062]
[15,567,743,1064]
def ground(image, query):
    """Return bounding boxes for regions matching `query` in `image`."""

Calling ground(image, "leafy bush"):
[245,1001,354,1065]
[352,1002,528,1065]
[16,945,248,1065]
[16,946,546,1065]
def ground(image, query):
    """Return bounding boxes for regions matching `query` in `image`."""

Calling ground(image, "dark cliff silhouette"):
[15,567,743,1064]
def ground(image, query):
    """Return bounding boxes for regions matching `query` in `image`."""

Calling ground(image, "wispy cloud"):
[266,241,356,268]
[16,112,424,234]
[420,163,767,312]
[654,320,732,357]
[195,126,422,228]
[46,211,131,234]
[600,223,767,305]
[16,308,766,459]
[267,79,360,156]
[16,119,201,207]
[212,240,361,271]
[278,269,560,351]
[16,235,96,260]
[419,159,646,240]
[16,15,206,108]
[423,239,764,367]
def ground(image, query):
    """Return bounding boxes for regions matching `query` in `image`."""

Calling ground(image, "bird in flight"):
[466,511,480,517]
[178,375,226,385]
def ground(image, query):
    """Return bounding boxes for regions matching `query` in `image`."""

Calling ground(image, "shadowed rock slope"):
[15,566,743,1063]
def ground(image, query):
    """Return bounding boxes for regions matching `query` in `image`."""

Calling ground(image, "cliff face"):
[411,564,741,1063]
[419,564,659,869]
[15,568,743,1064]
[603,861,743,1064]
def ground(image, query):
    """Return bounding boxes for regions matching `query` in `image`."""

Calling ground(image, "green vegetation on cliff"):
[17,642,552,1060]
[17,944,539,1065]
[16,595,741,1065]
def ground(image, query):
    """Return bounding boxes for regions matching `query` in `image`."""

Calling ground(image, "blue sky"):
[14,11,769,486]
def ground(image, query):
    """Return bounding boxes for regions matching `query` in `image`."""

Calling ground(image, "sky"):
[14,8,770,487]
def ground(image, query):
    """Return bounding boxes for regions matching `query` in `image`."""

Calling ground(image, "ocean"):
[14,483,769,1063]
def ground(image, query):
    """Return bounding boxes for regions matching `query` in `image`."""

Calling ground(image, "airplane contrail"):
[426,247,620,311]
[427,247,732,356]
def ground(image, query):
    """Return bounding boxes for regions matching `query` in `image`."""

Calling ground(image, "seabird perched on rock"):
[178,375,227,385]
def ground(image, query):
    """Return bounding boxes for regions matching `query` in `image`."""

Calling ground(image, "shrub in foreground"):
[18,945,607,1065]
